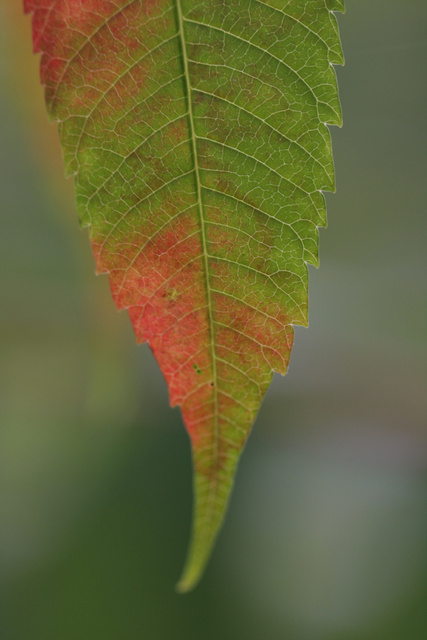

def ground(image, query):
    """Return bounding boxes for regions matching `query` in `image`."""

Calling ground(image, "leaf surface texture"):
[25,0,344,591]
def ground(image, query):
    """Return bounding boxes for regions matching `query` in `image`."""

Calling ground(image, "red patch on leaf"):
[91,207,218,445]
[25,0,172,108]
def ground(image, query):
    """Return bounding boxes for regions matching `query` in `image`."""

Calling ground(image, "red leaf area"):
[92,207,293,453]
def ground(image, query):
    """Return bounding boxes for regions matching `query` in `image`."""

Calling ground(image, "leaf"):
[25,0,344,591]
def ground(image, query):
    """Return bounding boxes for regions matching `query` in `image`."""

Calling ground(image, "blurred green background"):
[1,2,426,639]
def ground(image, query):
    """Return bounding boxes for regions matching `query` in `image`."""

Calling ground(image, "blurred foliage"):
[1,1,426,639]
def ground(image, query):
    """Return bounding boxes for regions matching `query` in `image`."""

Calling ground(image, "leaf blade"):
[25,0,344,591]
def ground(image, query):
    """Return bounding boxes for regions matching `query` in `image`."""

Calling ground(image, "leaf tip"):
[174,527,212,594]
[175,573,199,595]
[175,462,238,593]
[175,541,209,594]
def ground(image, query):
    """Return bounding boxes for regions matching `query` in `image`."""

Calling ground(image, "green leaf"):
[25,0,344,591]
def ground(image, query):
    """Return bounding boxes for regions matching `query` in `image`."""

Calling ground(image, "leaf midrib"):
[176,2,220,465]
